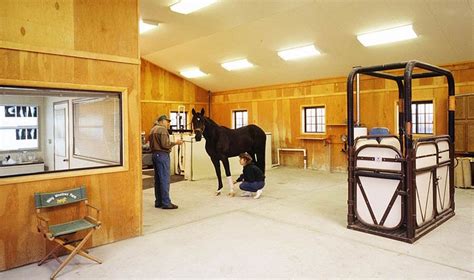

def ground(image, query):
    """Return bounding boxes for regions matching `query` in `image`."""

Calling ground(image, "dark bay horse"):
[191,108,266,195]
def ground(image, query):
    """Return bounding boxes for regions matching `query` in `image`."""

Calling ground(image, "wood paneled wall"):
[0,1,141,271]
[211,62,474,171]
[140,59,209,136]
[455,93,474,154]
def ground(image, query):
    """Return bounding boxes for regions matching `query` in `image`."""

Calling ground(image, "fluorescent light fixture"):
[180,68,207,78]
[221,59,254,71]
[170,0,216,15]
[357,24,417,47]
[140,19,159,34]
[277,44,321,61]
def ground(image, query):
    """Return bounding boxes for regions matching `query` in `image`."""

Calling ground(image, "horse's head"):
[191,108,206,141]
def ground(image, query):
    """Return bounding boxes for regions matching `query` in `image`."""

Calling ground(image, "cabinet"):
[0,162,45,177]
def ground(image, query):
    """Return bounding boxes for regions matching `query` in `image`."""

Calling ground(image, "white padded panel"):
[416,143,438,170]
[380,137,401,152]
[355,139,378,151]
[437,140,450,163]
[357,146,401,171]
[436,165,451,213]
[356,177,402,228]
[415,172,435,226]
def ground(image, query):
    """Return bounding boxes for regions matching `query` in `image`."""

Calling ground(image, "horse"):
[191,108,266,196]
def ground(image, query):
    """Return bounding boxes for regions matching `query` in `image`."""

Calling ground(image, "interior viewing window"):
[233,110,248,129]
[303,106,325,133]
[73,98,121,164]
[170,111,187,130]
[0,105,39,151]
[0,86,123,178]
[412,101,434,134]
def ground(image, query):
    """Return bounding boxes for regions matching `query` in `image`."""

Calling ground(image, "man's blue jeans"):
[239,181,265,192]
[152,151,171,206]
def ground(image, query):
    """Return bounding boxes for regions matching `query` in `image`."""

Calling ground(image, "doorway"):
[53,101,69,170]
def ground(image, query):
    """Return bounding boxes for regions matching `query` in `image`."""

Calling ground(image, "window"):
[412,101,434,134]
[170,111,188,130]
[232,110,248,129]
[0,85,123,178]
[0,105,39,151]
[303,106,325,133]
[73,97,122,164]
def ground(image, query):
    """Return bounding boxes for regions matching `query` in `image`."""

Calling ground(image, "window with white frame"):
[303,106,325,133]
[412,101,434,134]
[170,111,188,130]
[0,105,39,151]
[232,110,248,129]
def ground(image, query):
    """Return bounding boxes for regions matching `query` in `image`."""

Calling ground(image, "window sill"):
[297,136,329,141]
[0,165,128,186]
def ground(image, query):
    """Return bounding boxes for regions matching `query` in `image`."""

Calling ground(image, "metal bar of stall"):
[404,61,416,240]
[346,67,358,225]
[362,71,400,81]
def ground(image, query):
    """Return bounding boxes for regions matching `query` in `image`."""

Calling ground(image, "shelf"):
[327,124,347,126]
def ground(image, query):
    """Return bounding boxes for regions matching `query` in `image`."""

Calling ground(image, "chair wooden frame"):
[35,186,102,279]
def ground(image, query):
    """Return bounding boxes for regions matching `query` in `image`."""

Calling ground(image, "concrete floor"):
[2,167,473,279]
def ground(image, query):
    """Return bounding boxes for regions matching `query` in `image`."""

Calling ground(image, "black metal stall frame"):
[346,60,456,243]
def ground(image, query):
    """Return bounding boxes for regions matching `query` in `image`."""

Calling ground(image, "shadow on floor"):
[142,169,184,190]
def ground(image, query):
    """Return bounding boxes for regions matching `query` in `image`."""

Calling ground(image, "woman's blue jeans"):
[239,181,265,192]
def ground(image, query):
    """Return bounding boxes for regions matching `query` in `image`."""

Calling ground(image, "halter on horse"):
[191,108,266,196]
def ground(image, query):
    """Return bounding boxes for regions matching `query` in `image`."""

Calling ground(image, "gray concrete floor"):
[2,167,473,279]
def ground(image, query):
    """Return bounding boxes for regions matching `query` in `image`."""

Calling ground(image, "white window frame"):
[232,110,248,129]
[302,106,326,134]
[412,101,434,134]
[170,111,188,130]
[394,100,435,135]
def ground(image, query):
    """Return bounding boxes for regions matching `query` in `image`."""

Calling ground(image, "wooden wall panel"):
[73,0,138,58]
[212,62,474,171]
[455,93,474,154]
[0,0,74,49]
[0,1,140,271]
[140,59,209,137]
[468,124,474,152]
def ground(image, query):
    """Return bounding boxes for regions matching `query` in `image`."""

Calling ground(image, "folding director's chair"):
[34,186,102,279]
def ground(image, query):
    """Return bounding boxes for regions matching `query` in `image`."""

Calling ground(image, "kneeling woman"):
[234,152,265,199]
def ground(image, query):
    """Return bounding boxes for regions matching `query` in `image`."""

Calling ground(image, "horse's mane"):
[203,116,220,128]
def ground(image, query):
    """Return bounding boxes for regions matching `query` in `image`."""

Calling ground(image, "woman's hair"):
[238,152,252,162]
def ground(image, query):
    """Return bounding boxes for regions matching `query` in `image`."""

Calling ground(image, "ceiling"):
[140,0,473,92]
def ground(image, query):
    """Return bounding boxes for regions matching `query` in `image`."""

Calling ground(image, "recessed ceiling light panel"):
[277,45,321,61]
[139,19,159,34]
[180,68,207,78]
[357,24,417,47]
[170,0,216,15]
[221,59,254,71]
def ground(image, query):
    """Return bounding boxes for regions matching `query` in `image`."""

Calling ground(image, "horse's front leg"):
[211,157,224,195]
[221,157,235,197]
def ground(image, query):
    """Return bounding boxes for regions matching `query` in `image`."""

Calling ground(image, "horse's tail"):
[250,125,266,174]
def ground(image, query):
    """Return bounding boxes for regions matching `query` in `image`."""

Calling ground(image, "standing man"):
[149,115,183,209]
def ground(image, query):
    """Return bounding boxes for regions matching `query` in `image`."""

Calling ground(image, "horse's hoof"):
[227,192,235,197]
[215,191,222,196]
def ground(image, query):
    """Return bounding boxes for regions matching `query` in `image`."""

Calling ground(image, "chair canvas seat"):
[35,186,102,279]
[49,219,96,237]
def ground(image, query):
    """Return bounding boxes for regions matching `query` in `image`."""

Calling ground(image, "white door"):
[54,102,69,170]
